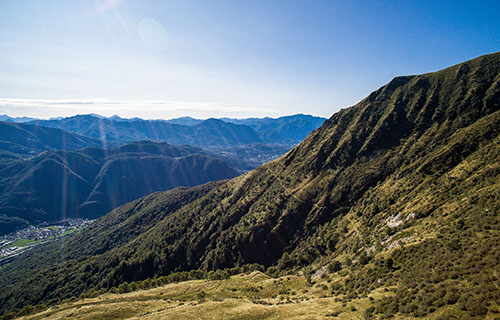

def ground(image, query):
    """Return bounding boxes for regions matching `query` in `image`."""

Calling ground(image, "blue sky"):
[0,0,499,119]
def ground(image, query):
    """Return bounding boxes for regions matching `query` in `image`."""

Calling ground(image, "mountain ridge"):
[0,141,238,234]
[27,114,326,147]
[0,121,103,159]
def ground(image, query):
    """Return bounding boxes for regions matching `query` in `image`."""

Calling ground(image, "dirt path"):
[267,168,326,210]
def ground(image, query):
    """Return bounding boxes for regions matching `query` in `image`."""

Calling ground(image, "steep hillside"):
[0,141,238,233]
[0,121,102,159]
[1,52,499,318]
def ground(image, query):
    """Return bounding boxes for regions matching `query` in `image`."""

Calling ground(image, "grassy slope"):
[2,52,500,318]
[15,272,387,320]
[16,271,500,320]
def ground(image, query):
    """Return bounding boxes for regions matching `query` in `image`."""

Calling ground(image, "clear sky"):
[0,0,499,119]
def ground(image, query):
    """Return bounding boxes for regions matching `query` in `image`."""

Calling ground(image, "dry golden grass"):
[17,271,376,320]
[22,270,493,320]
[17,269,500,319]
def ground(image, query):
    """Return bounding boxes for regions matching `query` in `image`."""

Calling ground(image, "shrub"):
[328,260,342,273]
[118,282,131,293]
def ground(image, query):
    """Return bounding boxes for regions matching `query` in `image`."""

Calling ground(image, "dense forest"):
[0,141,238,233]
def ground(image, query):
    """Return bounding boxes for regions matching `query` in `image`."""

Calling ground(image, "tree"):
[328,260,342,273]
[385,258,394,270]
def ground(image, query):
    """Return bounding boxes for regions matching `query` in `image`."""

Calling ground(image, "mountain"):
[164,114,327,144]
[0,115,37,123]
[0,121,106,235]
[28,116,263,148]
[28,114,326,147]
[1,52,500,318]
[0,141,238,234]
[0,121,103,159]
[26,114,325,171]
[222,114,326,144]
[164,116,203,126]
[0,119,266,173]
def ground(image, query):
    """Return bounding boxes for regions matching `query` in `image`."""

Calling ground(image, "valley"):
[0,219,92,264]
[1,52,499,319]
[0,141,239,234]
[0,115,326,235]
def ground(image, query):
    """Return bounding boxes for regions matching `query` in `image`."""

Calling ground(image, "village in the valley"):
[0,219,92,264]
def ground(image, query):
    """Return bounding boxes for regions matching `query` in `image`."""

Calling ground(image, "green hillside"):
[0,121,103,159]
[1,52,500,319]
[0,141,238,232]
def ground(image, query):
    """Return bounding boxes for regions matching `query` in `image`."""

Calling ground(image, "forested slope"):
[0,141,237,231]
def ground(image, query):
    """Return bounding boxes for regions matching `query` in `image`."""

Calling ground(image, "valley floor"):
[0,219,92,264]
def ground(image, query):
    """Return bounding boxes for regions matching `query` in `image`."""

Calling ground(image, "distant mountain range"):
[2,114,326,169]
[28,116,261,148]
[221,114,327,144]
[23,114,326,170]
[26,114,326,147]
[2,114,326,147]
[0,141,238,235]
[0,114,326,169]
[0,115,38,123]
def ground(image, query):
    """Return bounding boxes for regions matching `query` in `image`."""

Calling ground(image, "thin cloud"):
[0,98,277,120]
